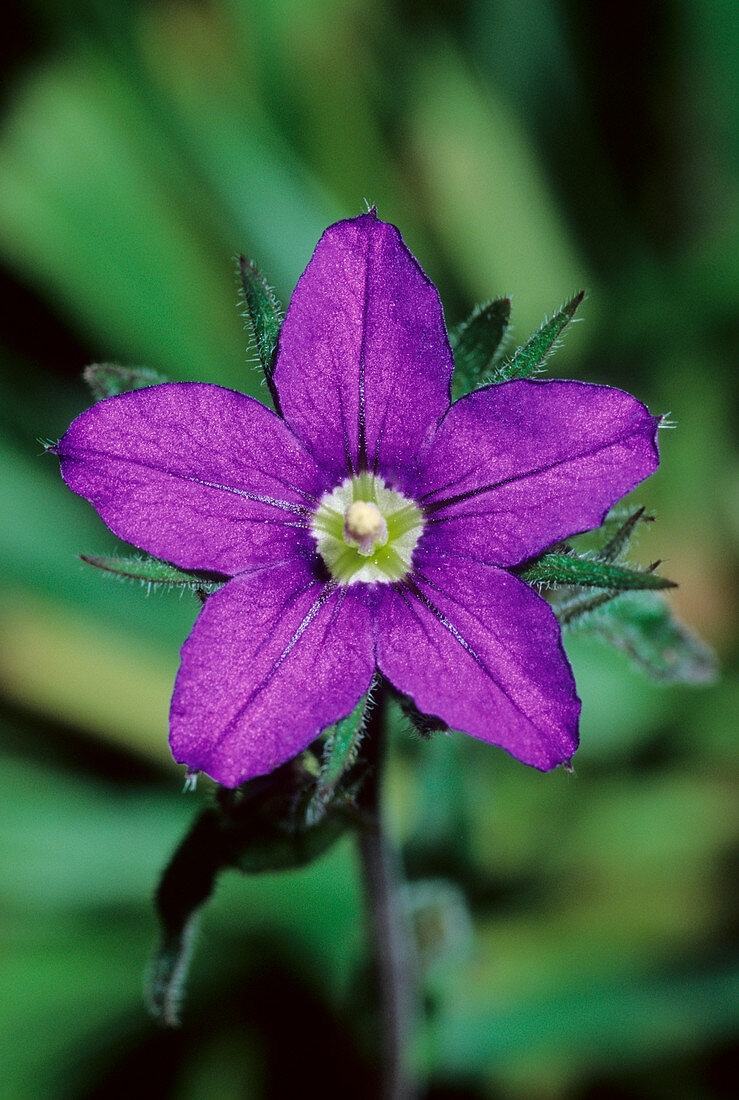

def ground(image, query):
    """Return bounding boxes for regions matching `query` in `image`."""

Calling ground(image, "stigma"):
[343,500,389,556]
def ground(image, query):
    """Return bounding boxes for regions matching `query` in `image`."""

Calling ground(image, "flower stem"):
[358,682,418,1100]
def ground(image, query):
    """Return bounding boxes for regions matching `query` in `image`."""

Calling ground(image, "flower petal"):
[273,211,453,487]
[170,560,376,787]
[376,554,579,769]
[416,380,660,566]
[56,383,326,574]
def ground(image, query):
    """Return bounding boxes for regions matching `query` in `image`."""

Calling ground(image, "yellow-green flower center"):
[311,473,424,584]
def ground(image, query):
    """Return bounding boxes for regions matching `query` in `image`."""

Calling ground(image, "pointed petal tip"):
[274,207,453,481]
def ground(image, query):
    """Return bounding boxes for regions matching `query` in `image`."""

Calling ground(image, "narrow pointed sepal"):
[238,255,282,410]
[543,507,673,624]
[305,687,375,826]
[595,506,653,563]
[551,587,621,627]
[518,552,675,591]
[81,553,227,595]
[450,296,511,399]
[495,291,585,382]
[83,362,169,401]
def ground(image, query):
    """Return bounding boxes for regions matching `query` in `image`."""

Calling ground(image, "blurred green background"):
[0,1,736,1097]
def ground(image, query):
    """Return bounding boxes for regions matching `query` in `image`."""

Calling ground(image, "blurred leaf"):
[0,592,177,764]
[83,362,169,400]
[0,435,197,648]
[450,297,511,398]
[573,592,719,684]
[149,764,354,1025]
[0,52,247,384]
[0,753,190,912]
[419,962,739,1080]
[136,0,336,292]
[408,46,592,344]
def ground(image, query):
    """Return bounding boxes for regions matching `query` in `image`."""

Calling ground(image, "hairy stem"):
[358,683,418,1099]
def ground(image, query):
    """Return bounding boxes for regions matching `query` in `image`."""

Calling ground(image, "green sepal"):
[238,255,282,411]
[552,587,621,628]
[570,591,718,684]
[305,687,375,826]
[81,553,227,595]
[595,506,652,563]
[495,291,584,382]
[83,362,169,401]
[518,552,675,592]
[450,297,511,399]
[148,759,354,1026]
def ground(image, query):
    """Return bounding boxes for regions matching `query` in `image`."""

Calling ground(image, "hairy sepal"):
[518,552,675,592]
[305,685,376,826]
[494,291,584,382]
[81,553,227,595]
[238,255,282,411]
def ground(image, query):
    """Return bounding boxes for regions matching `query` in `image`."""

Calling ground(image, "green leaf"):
[83,362,169,401]
[495,291,584,382]
[305,689,375,826]
[148,762,353,1025]
[81,553,227,594]
[450,297,510,399]
[572,592,718,684]
[238,255,282,411]
[518,552,675,592]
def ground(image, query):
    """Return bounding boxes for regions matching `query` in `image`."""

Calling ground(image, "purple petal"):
[170,560,376,787]
[376,554,579,769]
[56,383,326,574]
[273,212,453,487]
[416,380,660,566]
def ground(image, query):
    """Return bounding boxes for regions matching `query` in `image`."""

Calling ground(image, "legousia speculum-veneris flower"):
[53,211,660,787]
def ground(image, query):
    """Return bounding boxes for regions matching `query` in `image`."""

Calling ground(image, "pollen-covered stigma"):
[311,474,424,585]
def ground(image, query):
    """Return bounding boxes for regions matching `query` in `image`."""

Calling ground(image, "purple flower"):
[55,213,659,787]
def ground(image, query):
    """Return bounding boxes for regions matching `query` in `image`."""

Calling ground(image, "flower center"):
[343,500,388,556]
[311,474,424,584]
